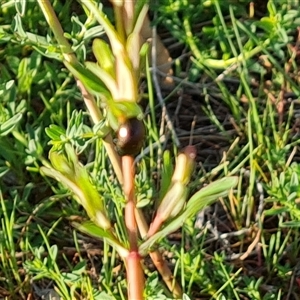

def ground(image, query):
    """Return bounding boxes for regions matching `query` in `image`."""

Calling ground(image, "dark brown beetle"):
[116,117,145,156]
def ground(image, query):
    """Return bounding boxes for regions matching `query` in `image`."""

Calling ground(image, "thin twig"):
[239,229,261,261]
[287,259,300,299]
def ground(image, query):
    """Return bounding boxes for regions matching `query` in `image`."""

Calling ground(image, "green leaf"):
[186,177,239,213]
[182,294,191,300]
[72,261,86,275]
[290,172,299,187]
[0,113,22,136]
[84,26,105,41]
[93,119,110,137]
[95,292,115,300]
[41,145,111,229]
[64,60,111,98]
[62,272,80,283]
[139,177,238,255]
[131,3,149,35]
[106,101,143,130]
[79,0,124,58]
[159,150,173,201]
[264,207,288,216]
[73,221,129,258]
[49,245,58,261]
[126,4,149,72]
[79,0,136,100]
[0,80,16,103]
[85,61,118,98]
[280,221,300,228]
[92,39,115,78]
[45,124,66,141]
[140,213,185,255]
[17,57,35,94]
[255,17,275,33]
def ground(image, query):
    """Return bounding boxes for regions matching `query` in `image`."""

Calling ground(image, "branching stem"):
[38,1,182,299]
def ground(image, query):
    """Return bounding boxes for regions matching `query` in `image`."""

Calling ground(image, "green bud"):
[92,39,115,78]
[156,181,188,221]
[148,181,187,237]
[94,211,112,230]
[148,146,196,236]
[172,146,196,184]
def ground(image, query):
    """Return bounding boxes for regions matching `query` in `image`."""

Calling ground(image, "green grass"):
[1,0,300,299]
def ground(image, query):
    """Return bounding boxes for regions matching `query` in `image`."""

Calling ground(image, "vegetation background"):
[1,0,300,299]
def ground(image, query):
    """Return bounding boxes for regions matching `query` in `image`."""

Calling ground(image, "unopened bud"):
[94,211,111,230]
[148,181,187,237]
[172,146,196,184]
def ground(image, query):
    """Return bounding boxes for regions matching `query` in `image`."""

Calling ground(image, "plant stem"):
[37,0,123,184]
[122,155,144,300]
[123,156,138,250]
[126,251,144,300]
[135,209,183,298]
[37,0,73,60]
[38,2,181,298]
[150,251,182,298]
[76,81,123,184]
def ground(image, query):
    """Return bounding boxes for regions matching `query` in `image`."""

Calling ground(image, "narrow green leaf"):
[79,0,136,101]
[64,60,111,98]
[72,261,86,275]
[42,146,111,229]
[50,245,58,261]
[264,207,288,216]
[79,0,124,57]
[85,61,118,98]
[45,124,66,141]
[14,0,26,16]
[140,215,184,255]
[84,25,105,40]
[158,150,173,201]
[93,120,110,137]
[139,177,238,255]
[0,113,22,136]
[106,101,143,130]
[73,221,129,258]
[280,221,300,227]
[131,4,149,35]
[186,177,239,212]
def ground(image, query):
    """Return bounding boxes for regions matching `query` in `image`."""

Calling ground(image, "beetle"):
[116,117,145,156]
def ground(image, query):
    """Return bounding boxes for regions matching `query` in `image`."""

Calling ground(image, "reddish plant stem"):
[135,209,183,298]
[126,251,144,300]
[123,156,138,250]
[149,251,181,298]
[122,155,144,300]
